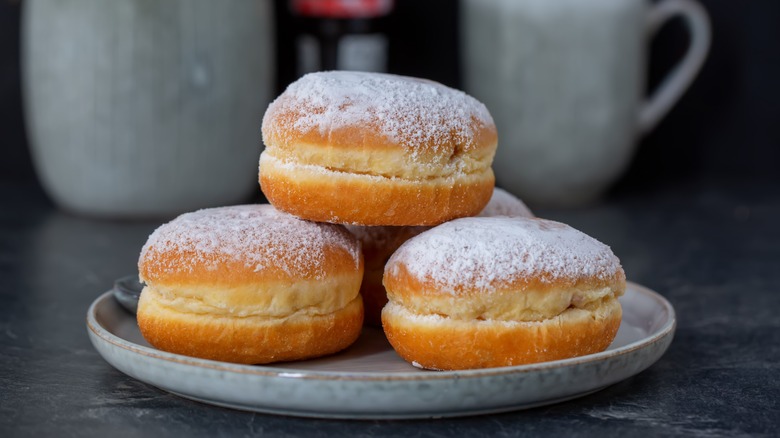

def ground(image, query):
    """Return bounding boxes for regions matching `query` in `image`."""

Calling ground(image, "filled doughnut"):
[348,187,533,327]
[345,224,428,327]
[382,216,625,370]
[136,204,364,364]
[478,187,533,218]
[259,71,497,226]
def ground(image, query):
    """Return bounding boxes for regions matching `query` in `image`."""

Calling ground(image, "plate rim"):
[87,280,676,381]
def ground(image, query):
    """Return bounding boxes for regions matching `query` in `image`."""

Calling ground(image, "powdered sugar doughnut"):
[345,224,428,327]
[259,71,497,226]
[137,204,364,364]
[382,216,625,370]
[349,187,533,327]
[478,187,533,218]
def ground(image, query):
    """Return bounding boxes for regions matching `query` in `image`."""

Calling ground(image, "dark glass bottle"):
[290,0,395,75]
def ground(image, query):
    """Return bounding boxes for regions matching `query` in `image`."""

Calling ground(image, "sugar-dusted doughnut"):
[382,216,625,370]
[478,187,533,218]
[259,71,497,226]
[137,204,364,364]
[345,224,428,327]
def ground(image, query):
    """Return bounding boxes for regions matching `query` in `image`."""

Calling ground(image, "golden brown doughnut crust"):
[260,71,498,226]
[382,297,622,370]
[381,216,626,370]
[136,204,365,364]
[138,290,363,364]
[259,154,495,226]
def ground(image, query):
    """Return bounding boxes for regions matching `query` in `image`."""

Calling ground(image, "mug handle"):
[638,0,711,134]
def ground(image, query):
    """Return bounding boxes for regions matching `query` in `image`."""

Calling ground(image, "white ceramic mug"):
[23,0,275,218]
[461,0,710,206]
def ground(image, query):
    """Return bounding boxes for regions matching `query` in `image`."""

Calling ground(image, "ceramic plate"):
[87,281,675,419]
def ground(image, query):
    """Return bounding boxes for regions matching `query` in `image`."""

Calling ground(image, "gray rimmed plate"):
[86,281,675,419]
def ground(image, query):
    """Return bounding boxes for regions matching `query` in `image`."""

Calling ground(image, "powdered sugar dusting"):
[388,217,622,293]
[479,187,534,218]
[140,204,360,279]
[263,71,494,155]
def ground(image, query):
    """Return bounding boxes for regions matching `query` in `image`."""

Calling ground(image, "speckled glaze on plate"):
[86,281,675,419]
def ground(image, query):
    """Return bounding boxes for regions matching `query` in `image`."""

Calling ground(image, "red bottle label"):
[292,0,394,19]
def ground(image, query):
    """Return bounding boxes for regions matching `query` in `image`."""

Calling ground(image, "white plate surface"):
[87,281,675,419]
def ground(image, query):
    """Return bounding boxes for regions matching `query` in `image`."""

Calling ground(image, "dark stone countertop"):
[1,179,778,437]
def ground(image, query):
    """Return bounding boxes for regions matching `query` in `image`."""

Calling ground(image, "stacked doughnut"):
[136,71,625,369]
[382,217,625,370]
[137,205,364,364]
[259,71,497,226]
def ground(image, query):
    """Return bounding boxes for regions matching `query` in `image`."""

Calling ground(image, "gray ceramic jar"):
[22,0,274,218]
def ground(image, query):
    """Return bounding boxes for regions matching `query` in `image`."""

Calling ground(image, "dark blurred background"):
[2,0,779,195]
